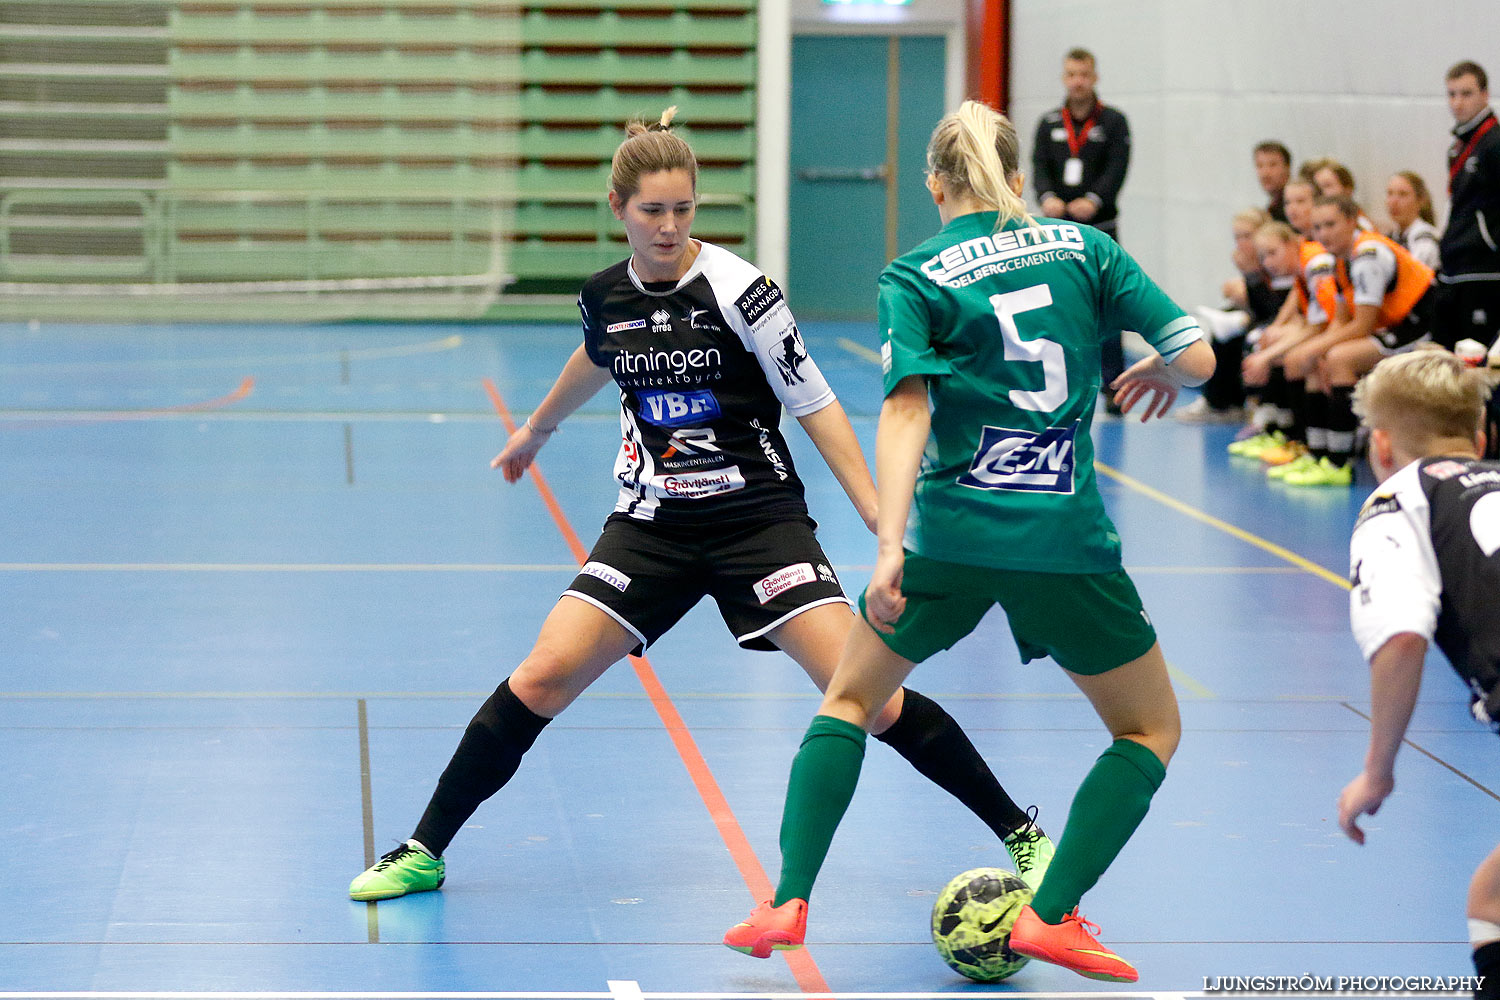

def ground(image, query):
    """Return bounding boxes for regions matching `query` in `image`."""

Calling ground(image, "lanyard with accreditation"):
[1449,115,1497,191]
[1060,102,1101,188]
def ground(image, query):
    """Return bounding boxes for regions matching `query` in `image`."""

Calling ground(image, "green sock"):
[1029,737,1166,923]
[772,715,867,906]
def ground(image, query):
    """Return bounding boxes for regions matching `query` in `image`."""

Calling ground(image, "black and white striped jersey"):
[578,241,836,524]
[1349,455,1500,725]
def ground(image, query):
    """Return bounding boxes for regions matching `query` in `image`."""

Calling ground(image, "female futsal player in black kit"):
[349,109,1053,903]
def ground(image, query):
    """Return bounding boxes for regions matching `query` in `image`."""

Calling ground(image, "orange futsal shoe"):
[1008,904,1139,983]
[723,898,808,958]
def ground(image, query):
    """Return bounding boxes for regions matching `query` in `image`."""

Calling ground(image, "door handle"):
[795,166,888,182]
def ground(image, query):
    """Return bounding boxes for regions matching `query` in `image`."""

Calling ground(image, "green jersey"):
[878,211,1202,573]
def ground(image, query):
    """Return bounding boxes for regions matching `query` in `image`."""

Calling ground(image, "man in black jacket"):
[1439,60,1500,352]
[1033,48,1132,400]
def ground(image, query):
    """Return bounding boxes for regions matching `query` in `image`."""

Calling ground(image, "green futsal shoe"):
[1282,456,1353,487]
[349,842,445,901]
[1004,809,1055,893]
[1227,429,1284,458]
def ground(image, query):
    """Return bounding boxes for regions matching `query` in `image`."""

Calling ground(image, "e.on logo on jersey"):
[957,423,1078,494]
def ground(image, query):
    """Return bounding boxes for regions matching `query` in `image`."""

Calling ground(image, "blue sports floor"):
[0,320,1493,999]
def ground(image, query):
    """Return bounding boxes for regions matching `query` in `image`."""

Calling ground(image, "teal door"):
[788,34,947,320]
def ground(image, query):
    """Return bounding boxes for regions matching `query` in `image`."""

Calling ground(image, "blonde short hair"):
[1233,207,1272,231]
[1352,348,1492,449]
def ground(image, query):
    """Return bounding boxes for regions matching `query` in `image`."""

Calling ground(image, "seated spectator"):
[1179,208,1274,422]
[1274,195,1439,486]
[1385,170,1442,270]
[1254,141,1292,222]
[1311,159,1377,232]
[1232,206,1338,461]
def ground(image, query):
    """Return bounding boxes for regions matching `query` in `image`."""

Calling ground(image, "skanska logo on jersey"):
[921,224,1086,286]
[957,422,1078,494]
[638,389,721,428]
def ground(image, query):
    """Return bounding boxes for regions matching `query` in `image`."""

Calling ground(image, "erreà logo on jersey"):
[638,389,721,427]
[957,422,1078,494]
[650,308,672,333]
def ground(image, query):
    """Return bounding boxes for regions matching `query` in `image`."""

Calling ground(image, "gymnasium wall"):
[1006,0,1500,308]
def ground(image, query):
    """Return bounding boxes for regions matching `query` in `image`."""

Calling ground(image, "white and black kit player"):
[565,240,849,653]
[1350,455,1500,726]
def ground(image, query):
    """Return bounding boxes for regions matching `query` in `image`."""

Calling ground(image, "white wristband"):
[525,417,558,435]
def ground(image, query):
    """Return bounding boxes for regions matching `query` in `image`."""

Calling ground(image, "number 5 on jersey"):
[991,284,1066,413]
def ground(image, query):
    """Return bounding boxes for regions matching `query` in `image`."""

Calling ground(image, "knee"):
[510,645,582,717]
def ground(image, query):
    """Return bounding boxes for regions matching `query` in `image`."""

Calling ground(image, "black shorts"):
[1436,276,1500,350]
[562,513,849,654]
[1375,284,1439,353]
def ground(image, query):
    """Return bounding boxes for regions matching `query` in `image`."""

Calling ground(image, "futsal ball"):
[930,867,1033,982]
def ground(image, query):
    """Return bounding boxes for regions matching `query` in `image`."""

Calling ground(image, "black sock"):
[873,688,1031,839]
[1284,375,1308,442]
[1474,940,1500,999]
[412,677,552,856]
[1327,385,1357,467]
[1304,390,1329,460]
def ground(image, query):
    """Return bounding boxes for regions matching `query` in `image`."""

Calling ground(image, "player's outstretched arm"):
[1338,631,1427,844]
[1111,337,1215,422]
[864,376,929,632]
[490,344,612,482]
[796,399,878,533]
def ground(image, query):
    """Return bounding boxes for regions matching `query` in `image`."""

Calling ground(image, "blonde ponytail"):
[927,100,1032,232]
[611,106,697,203]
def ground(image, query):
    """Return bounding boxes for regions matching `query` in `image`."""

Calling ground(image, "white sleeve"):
[1349,497,1441,661]
[728,276,836,417]
[1410,231,1442,271]
[1302,253,1334,324]
[1349,243,1396,309]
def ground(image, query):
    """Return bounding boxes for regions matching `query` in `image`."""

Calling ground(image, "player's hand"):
[1337,770,1394,845]
[1110,353,1180,422]
[490,424,548,483]
[1283,343,1318,380]
[1242,352,1272,387]
[862,546,906,634]
[1040,195,1067,218]
[1066,197,1098,221]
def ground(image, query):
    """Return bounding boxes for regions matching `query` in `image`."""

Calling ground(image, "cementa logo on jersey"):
[920,224,1086,287]
[957,422,1078,494]
[637,389,721,428]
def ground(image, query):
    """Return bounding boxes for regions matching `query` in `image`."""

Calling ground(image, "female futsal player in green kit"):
[724,100,1215,982]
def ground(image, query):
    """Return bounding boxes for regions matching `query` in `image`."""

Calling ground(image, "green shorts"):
[858,552,1157,675]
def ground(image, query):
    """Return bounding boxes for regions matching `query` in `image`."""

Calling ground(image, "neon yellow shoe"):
[1266,453,1316,480]
[1004,809,1055,893]
[349,842,444,901]
[1282,456,1353,487]
[1228,430,1284,458]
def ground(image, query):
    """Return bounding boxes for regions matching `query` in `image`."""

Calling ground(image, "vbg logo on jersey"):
[638,388,721,428]
[957,422,1078,494]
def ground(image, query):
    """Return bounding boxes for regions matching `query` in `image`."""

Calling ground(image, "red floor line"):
[479,377,831,994]
[1,376,256,430]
